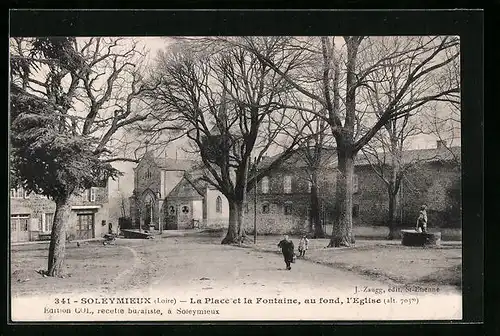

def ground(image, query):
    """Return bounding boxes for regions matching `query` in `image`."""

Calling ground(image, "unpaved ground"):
[237,235,462,287]
[10,235,462,321]
[10,241,135,297]
[11,234,461,297]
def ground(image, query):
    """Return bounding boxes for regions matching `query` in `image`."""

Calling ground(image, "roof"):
[152,157,198,171]
[355,146,461,167]
[259,146,460,171]
[184,173,209,195]
[166,176,205,199]
[258,147,337,170]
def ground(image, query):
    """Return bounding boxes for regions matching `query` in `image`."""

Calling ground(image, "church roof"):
[166,176,205,200]
[152,157,197,171]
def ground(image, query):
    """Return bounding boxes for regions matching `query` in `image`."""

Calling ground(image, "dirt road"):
[11,236,462,320]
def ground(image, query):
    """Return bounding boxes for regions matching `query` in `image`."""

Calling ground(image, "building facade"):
[127,142,460,235]
[10,185,110,243]
[242,142,461,235]
[128,152,229,231]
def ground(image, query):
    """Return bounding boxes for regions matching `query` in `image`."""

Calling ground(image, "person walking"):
[278,235,295,270]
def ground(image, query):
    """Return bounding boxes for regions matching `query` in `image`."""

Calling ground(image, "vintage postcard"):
[9,12,471,322]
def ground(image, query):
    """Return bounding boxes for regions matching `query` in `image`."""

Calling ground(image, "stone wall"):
[353,161,461,229]
[244,159,461,235]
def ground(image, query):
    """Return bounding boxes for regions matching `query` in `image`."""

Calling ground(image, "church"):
[128,152,229,231]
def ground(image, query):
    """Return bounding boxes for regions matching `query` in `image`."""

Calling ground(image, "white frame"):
[261,176,269,194]
[283,175,292,194]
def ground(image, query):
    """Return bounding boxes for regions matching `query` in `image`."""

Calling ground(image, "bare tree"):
[292,99,336,238]
[420,45,461,163]
[210,35,460,247]
[360,115,427,239]
[10,37,154,276]
[356,37,461,239]
[142,38,311,244]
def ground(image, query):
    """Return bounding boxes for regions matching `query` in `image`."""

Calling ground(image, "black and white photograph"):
[8,10,482,322]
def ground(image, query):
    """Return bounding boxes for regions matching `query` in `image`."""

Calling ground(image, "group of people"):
[276,204,429,270]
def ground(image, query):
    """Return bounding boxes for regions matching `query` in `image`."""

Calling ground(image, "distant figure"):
[278,235,295,270]
[298,235,309,257]
[415,205,428,233]
[108,222,113,234]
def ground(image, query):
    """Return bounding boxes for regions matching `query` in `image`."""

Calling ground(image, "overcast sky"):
[88,37,460,197]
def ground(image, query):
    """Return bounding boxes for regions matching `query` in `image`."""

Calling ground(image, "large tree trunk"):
[387,137,400,240]
[310,181,325,238]
[328,149,355,247]
[221,200,243,244]
[47,196,71,276]
[387,190,398,240]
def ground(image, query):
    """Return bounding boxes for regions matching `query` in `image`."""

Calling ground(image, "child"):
[415,204,428,233]
[298,235,309,257]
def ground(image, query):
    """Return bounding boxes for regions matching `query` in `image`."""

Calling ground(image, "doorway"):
[10,214,30,242]
[76,213,95,240]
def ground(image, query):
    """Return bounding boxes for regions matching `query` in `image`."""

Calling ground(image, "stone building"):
[242,148,340,235]
[10,184,110,243]
[242,141,461,235]
[128,152,229,231]
[353,142,461,229]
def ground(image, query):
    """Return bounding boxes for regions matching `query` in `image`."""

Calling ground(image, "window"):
[284,202,293,215]
[10,188,27,199]
[182,205,189,214]
[39,213,54,232]
[82,189,89,200]
[216,196,222,213]
[11,215,30,232]
[262,203,270,214]
[283,175,292,194]
[90,188,96,202]
[261,177,269,194]
[45,213,54,232]
[146,169,152,179]
[353,204,360,217]
[353,174,359,193]
[169,206,176,215]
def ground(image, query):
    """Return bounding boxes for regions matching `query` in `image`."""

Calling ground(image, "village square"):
[9,34,463,320]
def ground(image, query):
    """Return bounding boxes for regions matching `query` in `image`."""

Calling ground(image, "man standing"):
[415,204,428,233]
[278,235,295,270]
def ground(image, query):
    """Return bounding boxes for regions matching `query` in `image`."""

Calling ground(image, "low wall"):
[321,225,461,241]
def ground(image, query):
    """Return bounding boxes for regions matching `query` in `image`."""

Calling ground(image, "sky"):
[108,37,192,197]
[23,36,457,198]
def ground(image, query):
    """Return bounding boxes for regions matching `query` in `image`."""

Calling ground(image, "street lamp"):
[253,157,258,244]
[156,191,162,234]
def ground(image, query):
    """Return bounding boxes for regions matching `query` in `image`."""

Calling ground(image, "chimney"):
[436,140,447,150]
